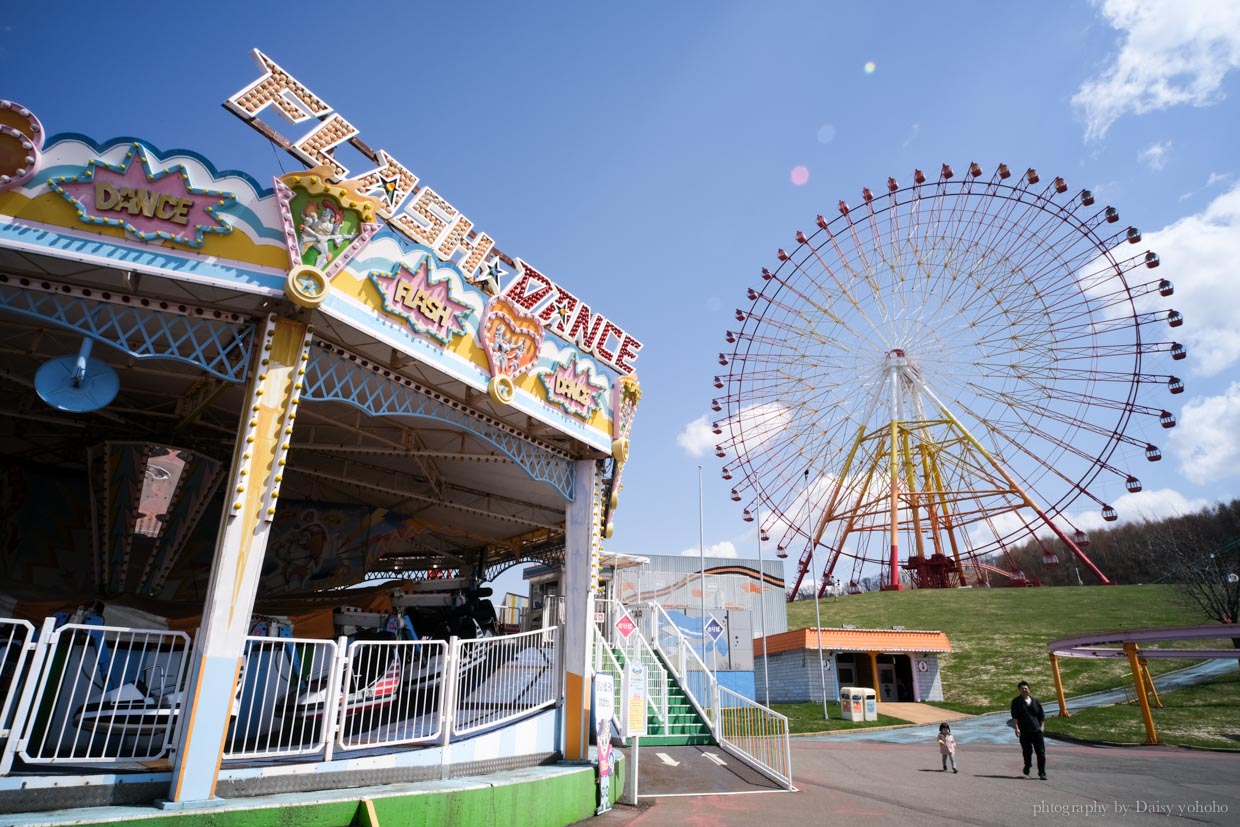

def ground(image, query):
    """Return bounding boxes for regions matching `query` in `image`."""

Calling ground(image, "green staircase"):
[613,648,714,747]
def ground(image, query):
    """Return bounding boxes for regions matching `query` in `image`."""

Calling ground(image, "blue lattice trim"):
[0,274,253,381]
[302,343,575,501]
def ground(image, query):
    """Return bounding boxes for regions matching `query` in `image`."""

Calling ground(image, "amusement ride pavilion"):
[0,50,641,812]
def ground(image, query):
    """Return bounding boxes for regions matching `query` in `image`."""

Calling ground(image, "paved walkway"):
[585,739,1240,826]
[875,701,972,725]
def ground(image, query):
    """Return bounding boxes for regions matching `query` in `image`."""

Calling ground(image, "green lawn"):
[786,585,1215,711]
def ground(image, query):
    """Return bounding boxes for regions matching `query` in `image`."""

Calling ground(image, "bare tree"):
[1141,520,1240,651]
[1172,543,1240,626]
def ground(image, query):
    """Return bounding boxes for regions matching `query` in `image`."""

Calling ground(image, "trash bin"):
[861,687,878,721]
[840,687,864,721]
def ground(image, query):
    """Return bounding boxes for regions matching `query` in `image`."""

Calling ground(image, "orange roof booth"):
[757,627,952,704]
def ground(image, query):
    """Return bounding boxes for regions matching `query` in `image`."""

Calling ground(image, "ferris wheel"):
[713,163,1184,597]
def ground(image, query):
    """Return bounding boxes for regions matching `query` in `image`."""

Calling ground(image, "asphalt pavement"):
[587,740,1239,826]
[581,660,1240,826]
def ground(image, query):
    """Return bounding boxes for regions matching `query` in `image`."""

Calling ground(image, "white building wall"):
[756,650,838,704]
[760,651,946,703]
[912,654,945,701]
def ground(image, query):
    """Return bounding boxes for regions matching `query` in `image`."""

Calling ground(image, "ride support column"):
[562,459,602,761]
[166,315,312,804]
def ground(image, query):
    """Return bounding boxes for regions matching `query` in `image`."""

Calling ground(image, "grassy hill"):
[784,584,1221,711]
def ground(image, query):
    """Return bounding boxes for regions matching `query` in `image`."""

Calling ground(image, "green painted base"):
[61,757,625,827]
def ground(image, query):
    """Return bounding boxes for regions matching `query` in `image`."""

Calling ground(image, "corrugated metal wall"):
[613,555,788,637]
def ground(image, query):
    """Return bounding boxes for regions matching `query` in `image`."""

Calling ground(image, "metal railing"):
[593,623,623,718]
[10,621,191,764]
[223,636,340,761]
[453,626,558,736]
[596,600,668,730]
[630,602,794,788]
[0,619,35,742]
[716,684,793,789]
[335,639,449,751]
[635,601,717,728]
[0,614,562,775]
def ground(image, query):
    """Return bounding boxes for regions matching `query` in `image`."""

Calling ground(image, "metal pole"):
[698,465,708,667]
[804,469,829,720]
[1124,642,1158,744]
[1049,653,1069,718]
[756,505,770,708]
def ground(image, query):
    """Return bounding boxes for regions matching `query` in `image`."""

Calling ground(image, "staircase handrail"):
[596,600,669,730]
[633,601,718,731]
[593,621,623,724]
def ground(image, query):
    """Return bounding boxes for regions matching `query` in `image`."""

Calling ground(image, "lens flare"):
[790,166,810,186]
[864,61,877,74]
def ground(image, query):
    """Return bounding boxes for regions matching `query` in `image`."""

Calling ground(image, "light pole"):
[804,468,829,720]
[698,464,708,667]
[756,505,770,708]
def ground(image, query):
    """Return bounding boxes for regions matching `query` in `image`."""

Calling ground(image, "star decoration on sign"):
[298,271,323,295]
[466,257,505,296]
[371,173,403,211]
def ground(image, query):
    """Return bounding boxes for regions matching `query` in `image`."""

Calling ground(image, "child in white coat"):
[938,723,958,773]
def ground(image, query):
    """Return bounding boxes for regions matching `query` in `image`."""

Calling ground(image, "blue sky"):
[4,1,1239,586]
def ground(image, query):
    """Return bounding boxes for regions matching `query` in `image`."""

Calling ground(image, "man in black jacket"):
[1010,680,1047,779]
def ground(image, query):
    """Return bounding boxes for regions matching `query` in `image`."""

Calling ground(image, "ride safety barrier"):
[716,684,793,790]
[0,617,561,777]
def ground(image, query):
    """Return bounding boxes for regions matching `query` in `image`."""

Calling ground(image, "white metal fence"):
[596,601,668,731]
[0,617,560,775]
[8,620,191,765]
[223,636,340,760]
[716,685,793,790]
[453,627,558,736]
[0,619,34,743]
[630,601,794,788]
[334,639,449,751]
[635,601,717,728]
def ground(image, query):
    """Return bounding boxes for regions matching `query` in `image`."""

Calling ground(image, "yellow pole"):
[1049,653,1069,718]
[869,651,880,693]
[1141,657,1163,709]
[1123,642,1158,745]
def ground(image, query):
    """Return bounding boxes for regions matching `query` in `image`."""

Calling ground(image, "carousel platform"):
[0,751,622,827]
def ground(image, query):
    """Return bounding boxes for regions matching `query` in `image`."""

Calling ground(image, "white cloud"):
[1139,140,1172,170]
[690,401,792,462]
[676,415,716,457]
[678,541,738,558]
[726,402,791,455]
[1142,180,1240,376]
[1168,383,1240,483]
[1074,0,1240,141]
